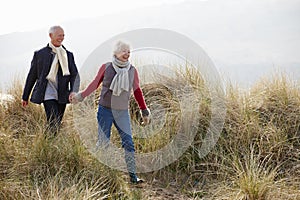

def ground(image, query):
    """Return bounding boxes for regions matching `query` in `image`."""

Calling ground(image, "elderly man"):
[22,25,80,135]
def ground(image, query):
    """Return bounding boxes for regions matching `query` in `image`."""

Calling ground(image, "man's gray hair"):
[49,26,63,34]
[113,40,131,55]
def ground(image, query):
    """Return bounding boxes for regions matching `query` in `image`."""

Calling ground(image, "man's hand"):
[69,92,76,103]
[22,100,28,107]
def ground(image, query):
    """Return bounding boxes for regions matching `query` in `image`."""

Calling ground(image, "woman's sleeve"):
[133,68,147,110]
[81,64,106,98]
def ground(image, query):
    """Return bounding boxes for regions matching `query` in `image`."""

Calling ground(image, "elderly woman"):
[71,41,150,184]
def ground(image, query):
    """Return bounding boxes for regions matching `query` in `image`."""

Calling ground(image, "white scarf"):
[46,42,70,82]
[109,56,130,96]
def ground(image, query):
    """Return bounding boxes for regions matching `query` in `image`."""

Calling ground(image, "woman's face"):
[115,48,130,62]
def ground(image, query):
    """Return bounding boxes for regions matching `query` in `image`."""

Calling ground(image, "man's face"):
[50,28,64,47]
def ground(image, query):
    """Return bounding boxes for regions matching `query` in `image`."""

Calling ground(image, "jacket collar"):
[46,43,67,51]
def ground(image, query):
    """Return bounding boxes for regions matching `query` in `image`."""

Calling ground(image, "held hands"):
[69,92,84,104]
[69,92,76,103]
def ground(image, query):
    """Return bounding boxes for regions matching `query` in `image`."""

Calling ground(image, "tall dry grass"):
[0,79,133,199]
[0,69,299,199]
[183,72,300,199]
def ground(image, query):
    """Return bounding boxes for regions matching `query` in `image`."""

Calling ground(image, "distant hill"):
[0,0,299,91]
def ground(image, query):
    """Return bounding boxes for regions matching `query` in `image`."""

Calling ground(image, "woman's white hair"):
[113,40,131,55]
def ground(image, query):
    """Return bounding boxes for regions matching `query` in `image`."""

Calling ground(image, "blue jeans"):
[97,105,136,174]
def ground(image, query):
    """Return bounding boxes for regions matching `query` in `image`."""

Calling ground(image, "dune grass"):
[0,69,299,199]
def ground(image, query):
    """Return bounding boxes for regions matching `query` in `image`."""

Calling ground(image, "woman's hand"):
[140,108,151,126]
[142,116,150,125]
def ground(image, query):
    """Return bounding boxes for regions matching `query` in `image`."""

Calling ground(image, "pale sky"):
[0,0,192,35]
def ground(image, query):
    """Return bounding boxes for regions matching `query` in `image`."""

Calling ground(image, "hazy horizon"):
[1,0,299,92]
